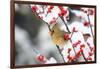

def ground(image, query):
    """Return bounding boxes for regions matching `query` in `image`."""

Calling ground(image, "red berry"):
[53,17,56,20]
[80,49,83,52]
[88,9,94,15]
[72,27,78,32]
[77,40,81,44]
[68,48,72,53]
[47,9,51,13]
[89,52,93,56]
[90,47,94,52]
[61,10,67,16]
[87,57,92,60]
[87,42,90,46]
[32,6,37,12]
[50,17,56,24]
[83,21,90,27]
[47,6,54,13]
[37,55,45,62]
[38,16,43,19]
[80,44,85,49]
[67,55,73,60]
[76,51,81,58]
[58,6,64,11]
[58,6,67,17]
[84,11,87,13]
[73,43,77,47]
[49,5,54,9]
[64,34,70,40]
[58,12,62,16]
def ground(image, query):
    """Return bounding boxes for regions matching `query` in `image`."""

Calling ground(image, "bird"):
[49,23,70,49]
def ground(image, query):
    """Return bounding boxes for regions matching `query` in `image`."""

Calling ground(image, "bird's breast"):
[52,33,67,46]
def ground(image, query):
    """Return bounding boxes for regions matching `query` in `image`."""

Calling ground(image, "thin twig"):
[69,33,77,61]
[81,51,88,62]
[59,16,77,55]
[60,17,71,33]
[56,45,66,63]
[87,14,94,41]
[60,15,88,62]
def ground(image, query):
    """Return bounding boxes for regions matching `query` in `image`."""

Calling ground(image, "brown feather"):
[51,23,68,47]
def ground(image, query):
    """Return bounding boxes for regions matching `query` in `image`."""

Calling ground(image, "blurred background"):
[15,4,65,66]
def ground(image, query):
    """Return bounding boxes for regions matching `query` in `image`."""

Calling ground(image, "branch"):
[60,15,88,62]
[81,51,88,62]
[56,45,66,63]
[87,14,94,41]
[60,17,71,33]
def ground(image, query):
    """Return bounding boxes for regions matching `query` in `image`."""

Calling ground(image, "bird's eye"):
[53,30,54,32]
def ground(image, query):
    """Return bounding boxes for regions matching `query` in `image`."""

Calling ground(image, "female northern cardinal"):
[50,23,70,48]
